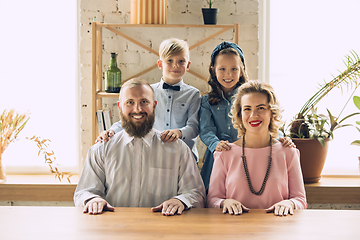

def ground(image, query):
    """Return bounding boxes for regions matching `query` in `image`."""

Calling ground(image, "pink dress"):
[207,142,307,209]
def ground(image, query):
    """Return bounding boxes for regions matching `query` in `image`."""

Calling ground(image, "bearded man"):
[74,78,205,216]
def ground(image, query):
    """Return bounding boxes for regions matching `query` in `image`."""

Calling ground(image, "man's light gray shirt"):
[74,129,205,208]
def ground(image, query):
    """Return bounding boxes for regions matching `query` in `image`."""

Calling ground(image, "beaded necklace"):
[241,135,272,196]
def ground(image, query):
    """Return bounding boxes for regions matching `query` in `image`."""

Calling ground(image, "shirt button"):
[166,123,169,126]
[167,109,170,112]
[168,96,171,98]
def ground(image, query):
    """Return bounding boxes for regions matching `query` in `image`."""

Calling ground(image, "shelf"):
[96,91,119,98]
[304,176,360,204]
[0,174,79,202]
[91,22,239,143]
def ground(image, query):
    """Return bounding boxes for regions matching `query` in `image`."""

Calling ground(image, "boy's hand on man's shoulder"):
[95,130,115,143]
[160,129,182,143]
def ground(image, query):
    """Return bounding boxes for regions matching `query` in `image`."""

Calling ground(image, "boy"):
[97,38,201,160]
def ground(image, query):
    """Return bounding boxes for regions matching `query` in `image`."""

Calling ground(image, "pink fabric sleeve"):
[287,149,307,209]
[206,151,227,208]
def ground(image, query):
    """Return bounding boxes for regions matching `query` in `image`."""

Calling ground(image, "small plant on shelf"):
[206,0,216,8]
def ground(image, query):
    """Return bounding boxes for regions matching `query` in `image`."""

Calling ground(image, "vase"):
[0,155,6,184]
[293,138,330,183]
[130,0,167,24]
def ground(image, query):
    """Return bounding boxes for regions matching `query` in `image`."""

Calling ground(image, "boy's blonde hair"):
[159,38,190,60]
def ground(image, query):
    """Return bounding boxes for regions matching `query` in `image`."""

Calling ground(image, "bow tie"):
[163,82,180,91]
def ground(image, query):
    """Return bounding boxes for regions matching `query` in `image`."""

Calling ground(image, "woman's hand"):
[265,200,295,216]
[279,137,296,148]
[220,199,250,215]
[215,140,231,151]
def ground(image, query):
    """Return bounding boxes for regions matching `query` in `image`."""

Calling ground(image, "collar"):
[221,86,239,102]
[123,129,154,147]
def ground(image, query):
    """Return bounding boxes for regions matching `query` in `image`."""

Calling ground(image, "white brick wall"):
[79,0,259,166]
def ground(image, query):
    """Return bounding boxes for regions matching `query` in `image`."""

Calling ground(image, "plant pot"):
[293,138,330,183]
[202,8,219,25]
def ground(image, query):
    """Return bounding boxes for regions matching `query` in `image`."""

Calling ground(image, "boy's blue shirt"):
[110,78,201,160]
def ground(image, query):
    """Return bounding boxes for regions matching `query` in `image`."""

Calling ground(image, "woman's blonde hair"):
[159,38,190,61]
[230,80,283,138]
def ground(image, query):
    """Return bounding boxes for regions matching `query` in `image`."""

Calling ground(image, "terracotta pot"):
[293,138,330,183]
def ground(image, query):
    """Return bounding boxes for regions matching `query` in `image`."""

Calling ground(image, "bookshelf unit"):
[91,22,239,143]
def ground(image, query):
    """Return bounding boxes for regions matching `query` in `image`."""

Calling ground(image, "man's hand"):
[160,129,182,143]
[265,200,295,216]
[151,198,186,216]
[83,197,115,215]
[95,130,115,143]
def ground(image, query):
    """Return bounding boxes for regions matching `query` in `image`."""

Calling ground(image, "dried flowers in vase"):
[0,109,29,183]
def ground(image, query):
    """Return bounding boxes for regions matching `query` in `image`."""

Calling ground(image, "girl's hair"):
[159,38,190,61]
[230,80,283,138]
[207,48,249,105]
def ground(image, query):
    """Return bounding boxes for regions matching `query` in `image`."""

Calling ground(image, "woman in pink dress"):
[207,80,307,216]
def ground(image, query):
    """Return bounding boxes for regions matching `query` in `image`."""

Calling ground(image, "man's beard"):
[120,110,155,138]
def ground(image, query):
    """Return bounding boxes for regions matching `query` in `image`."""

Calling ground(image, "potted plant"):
[351,96,360,173]
[202,0,219,25]
[350,96,360,146]
[282,51,360,183]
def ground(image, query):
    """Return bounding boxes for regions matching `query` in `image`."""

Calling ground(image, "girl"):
[207,81,307,216]
[199,42,248,191]
[199,42,293,191]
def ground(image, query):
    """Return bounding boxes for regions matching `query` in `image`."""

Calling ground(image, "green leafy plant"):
[206,0,216,8]
[288,50,360,146]
[351,96,360,146]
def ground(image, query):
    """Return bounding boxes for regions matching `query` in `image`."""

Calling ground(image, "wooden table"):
[0,207,359,239]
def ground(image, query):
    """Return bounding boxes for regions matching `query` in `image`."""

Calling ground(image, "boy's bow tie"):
[163,82,180,91]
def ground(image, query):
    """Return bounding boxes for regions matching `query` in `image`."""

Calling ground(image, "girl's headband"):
[210,41,245,68]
